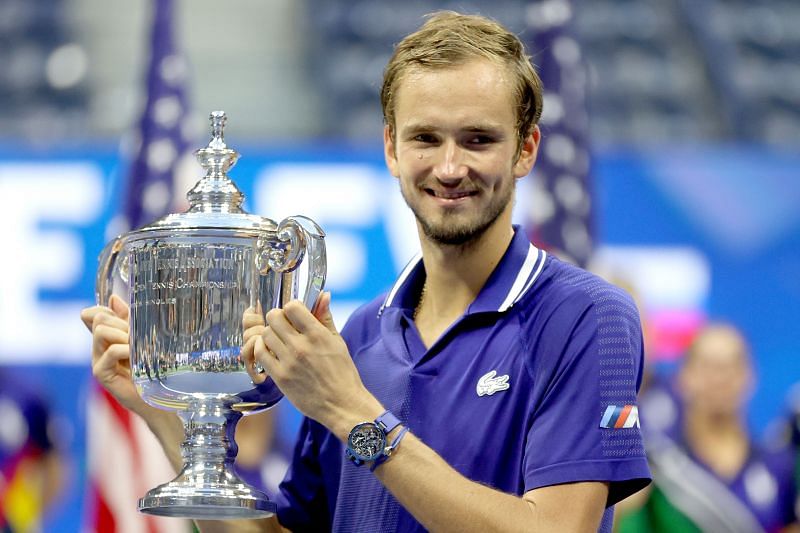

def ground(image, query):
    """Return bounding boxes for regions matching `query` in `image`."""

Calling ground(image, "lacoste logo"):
[476,370,510,397]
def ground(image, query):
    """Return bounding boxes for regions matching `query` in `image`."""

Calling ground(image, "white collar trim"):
[497,245,546,312]
[378,252,423,316]
[378,244,546,317]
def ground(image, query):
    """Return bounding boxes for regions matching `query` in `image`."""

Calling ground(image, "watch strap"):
[375,410,401,434]
[370,426,409,472]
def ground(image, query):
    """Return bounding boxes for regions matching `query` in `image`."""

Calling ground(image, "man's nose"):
[433,141,468,182]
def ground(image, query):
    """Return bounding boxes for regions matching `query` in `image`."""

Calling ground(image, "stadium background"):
[0,0,798,530]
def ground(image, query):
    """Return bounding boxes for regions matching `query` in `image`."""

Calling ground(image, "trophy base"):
[138,479,276,519]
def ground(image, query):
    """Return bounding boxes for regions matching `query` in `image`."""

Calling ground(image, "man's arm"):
[252,296,609,532]
[194,518,286,533]
[374,428,608,532]
[81,296,185,471]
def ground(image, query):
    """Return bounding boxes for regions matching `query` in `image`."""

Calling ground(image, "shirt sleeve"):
[522,284,651,505]
[274,416,341,532]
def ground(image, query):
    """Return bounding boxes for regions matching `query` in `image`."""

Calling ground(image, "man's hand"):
[80,295,150,414]
[253,292,382,439]
[241,303,268,385]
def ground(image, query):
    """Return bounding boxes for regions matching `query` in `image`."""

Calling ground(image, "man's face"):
[384,59,538,246]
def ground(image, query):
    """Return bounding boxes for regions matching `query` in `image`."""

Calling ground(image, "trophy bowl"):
[95,111,326,519]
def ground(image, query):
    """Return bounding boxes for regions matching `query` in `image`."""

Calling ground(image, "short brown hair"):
[381,11,544,151]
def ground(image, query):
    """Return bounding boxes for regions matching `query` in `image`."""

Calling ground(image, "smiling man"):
[84,11,651,532]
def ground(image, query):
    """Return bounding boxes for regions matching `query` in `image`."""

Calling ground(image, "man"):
[82,12,650,532]
[617,323,797,532]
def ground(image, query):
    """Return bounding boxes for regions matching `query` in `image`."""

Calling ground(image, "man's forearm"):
[372,431,607,532]
[142,408,185,473]
[195,517,285,533]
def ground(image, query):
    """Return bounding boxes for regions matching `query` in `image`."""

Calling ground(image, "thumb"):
[109,294,130,320]
[312,292,337,333]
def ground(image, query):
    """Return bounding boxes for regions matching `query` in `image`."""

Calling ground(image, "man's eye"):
[413,134,436,143]
[469,135,494,144]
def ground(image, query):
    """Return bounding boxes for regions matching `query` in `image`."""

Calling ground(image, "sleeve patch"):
[600,405,640,428]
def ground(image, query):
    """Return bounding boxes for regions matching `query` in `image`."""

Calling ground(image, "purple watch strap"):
[375,410,401,434]
[370,426,409,472]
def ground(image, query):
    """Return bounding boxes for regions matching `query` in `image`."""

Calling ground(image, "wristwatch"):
[345,410,407,468]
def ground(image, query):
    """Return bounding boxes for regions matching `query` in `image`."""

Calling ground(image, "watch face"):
[348,422,386,461]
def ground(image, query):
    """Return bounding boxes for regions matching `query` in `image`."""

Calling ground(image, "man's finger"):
[281,300,320,334]
[92,311,129,335]
[242,336,267,384]
[94,344,133,379]
[243,310,266,330]
[312,292,337,333]
[262,326,292,361]
[101,343,132,366]
[242,335,256,365]
[254,336,280,377]
[243,325,265,344]
[266,308,302,340]
[109,294,130,320]
[242,334,268,369]
[81,306,112,332]
[92,324,129,364]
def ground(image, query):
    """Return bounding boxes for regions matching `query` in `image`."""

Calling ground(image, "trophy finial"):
[187,110,244,212]
[209,111,227,150]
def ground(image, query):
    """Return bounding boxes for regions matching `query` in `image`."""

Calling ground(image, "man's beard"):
[402,183,513,246]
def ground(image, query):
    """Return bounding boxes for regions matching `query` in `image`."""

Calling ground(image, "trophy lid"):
[125,111,277,239]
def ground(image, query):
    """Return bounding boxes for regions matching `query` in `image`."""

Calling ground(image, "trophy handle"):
[96,236,127,306]
[267,216,326,310]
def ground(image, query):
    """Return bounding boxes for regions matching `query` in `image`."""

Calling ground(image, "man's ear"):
[384,125,400,178]
[513,125,540,179]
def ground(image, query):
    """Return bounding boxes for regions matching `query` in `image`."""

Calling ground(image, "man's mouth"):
[425,189,477,200]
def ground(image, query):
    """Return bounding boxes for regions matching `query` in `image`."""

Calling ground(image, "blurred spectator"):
[616,323,797,532]
[0,370,65,532]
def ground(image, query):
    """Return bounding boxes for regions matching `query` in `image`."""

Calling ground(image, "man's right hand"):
[80,294,151,414]
[80,294,185,472]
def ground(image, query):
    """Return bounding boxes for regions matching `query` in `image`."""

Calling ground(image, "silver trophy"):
[95,111,326,519]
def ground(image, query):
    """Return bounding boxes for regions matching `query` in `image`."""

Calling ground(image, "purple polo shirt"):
[275,227,651,532]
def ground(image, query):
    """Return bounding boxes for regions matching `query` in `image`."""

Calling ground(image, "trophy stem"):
[138,399,276,519]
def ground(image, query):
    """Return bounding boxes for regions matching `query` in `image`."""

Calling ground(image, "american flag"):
[523,1,595,267]
[86,0,194,531]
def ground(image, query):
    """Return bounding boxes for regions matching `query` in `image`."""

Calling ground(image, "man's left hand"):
[254,293,381,439]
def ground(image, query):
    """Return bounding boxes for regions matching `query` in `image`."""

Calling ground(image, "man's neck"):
[414,219,515,347]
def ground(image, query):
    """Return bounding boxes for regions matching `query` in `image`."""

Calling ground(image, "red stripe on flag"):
[90,480,117,533]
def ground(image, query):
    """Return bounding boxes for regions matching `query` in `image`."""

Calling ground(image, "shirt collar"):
[378,226,547,317]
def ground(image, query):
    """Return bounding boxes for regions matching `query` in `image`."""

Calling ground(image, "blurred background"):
[0,0,798,530]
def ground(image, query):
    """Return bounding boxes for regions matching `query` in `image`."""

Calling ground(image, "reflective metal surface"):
[96,111,326,519]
